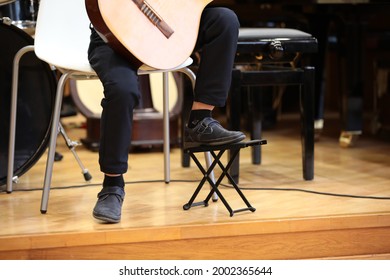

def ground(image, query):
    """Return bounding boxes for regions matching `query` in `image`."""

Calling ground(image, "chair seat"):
[138,58,193,75]
[38,53,96,75]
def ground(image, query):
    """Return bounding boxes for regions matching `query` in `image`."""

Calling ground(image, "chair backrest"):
[34,0,94,73]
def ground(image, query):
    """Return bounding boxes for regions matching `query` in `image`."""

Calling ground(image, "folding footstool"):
[183,139,267,217]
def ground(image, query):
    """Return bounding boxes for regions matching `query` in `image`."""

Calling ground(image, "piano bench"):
[228,28,318,183]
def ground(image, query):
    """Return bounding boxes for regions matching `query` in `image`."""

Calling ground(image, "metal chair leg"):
[40,71,71,213]
[163,72,170,183]
[9,47,92,212]
[7,45,35,193]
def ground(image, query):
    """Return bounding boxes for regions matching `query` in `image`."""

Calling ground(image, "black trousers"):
[88,7,239,174]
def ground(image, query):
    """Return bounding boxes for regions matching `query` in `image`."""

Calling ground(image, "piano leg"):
[339,16,366,147]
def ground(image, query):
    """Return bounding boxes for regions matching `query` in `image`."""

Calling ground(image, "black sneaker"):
[184,117,245,148]
[93,186,125,223]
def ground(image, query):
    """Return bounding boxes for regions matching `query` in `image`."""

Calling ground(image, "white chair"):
[7,0,216,213]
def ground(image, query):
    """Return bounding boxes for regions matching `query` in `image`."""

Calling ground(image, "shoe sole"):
[184,134,245,149]
[93,212,121,223]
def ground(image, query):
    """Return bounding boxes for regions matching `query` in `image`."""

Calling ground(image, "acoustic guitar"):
[85,0,213,69]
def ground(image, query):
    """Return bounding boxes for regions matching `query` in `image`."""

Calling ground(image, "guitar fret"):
[150,16,159,25]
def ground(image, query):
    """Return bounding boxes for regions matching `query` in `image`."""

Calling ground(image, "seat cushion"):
[239,28,313,40]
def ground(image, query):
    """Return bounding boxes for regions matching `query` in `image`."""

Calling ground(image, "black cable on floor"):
[0,179,197,192]
[2,179,390,200]
[219,183,390,200]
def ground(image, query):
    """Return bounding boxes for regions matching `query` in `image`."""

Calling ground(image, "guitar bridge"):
[132,0,174,39]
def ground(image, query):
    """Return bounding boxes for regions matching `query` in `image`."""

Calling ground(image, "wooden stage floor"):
[1,114,390,259]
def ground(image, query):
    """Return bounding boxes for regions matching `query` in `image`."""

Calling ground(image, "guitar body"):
[85,0,213,69]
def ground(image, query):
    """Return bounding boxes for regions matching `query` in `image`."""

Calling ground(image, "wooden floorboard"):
[1,113,390,259]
